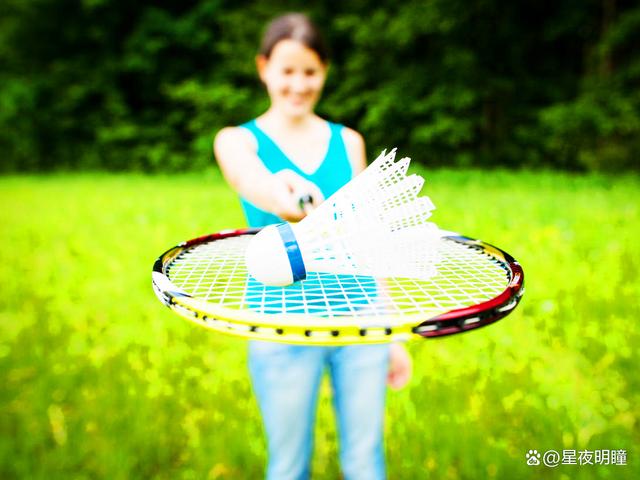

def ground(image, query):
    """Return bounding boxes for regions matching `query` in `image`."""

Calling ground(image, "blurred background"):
[1,0,639,173]
[1,0,638,479]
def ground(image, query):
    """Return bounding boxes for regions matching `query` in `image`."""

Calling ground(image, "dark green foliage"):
[0,0,638,171]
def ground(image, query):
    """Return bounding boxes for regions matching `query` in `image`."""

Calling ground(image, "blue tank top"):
[238,119,353,227]
[238,119,378,317]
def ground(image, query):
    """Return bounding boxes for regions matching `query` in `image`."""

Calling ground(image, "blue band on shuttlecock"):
[276,223,307,282]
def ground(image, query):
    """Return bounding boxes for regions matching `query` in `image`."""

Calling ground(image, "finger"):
[387,368,410,390]
[281,206,306,222]
[387,373,403,390]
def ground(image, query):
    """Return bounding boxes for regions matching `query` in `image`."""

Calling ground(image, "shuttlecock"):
[246,149,441,286]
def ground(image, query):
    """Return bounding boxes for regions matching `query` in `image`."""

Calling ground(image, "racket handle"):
[298,194,314,215]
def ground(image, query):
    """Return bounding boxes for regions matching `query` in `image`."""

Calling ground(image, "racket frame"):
[152,228,524,345]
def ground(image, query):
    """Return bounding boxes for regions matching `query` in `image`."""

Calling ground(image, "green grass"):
[1,169,638,479]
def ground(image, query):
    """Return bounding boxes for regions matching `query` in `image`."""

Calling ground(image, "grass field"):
[1,169,639,479]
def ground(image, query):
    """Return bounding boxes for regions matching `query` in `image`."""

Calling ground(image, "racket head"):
[152,228,524,345]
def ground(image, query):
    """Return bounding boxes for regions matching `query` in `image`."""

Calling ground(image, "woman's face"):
[258,39,327,119]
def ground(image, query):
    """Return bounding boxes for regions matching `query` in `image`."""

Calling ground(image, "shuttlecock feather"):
[246,149,440,286]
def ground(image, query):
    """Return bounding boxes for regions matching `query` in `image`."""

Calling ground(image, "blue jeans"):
[249,341,390,480]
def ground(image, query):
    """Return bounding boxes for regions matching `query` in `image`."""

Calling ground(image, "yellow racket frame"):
[152,228,524,345]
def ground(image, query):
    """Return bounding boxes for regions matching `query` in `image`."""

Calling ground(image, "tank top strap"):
[320,122,351,179]
[239,119,291,173]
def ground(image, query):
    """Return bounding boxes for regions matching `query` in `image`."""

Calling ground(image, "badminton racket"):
[152,228,524,345]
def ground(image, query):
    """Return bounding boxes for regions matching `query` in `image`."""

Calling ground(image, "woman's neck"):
[255,107,331,174]
[259,108,320,134]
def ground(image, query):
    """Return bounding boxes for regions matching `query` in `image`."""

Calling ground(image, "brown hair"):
[259,13,329,64]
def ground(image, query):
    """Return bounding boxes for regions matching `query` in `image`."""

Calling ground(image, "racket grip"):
[298,194,314,214]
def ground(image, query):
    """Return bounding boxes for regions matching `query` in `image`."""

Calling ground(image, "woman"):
[214,13,412,480]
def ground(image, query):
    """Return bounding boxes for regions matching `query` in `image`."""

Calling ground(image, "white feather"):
[246,149,441,286]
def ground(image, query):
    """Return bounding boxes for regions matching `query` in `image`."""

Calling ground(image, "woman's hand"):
[214,129,324,222]
[271,169,324,221]
[387,343,412,390]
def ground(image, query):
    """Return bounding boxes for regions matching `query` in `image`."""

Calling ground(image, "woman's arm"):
[387,343,413,390]
[214,127,324,222]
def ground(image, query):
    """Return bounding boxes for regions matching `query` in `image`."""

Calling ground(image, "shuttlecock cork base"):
[245,222,307,286]
[245,149,441,286]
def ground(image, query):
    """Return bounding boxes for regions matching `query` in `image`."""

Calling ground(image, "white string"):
[165,235,509,320]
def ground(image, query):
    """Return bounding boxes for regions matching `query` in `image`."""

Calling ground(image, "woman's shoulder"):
[339,125,365,149]
[323,119,364,149]
[214,125,258,152]
[337,125,367,174]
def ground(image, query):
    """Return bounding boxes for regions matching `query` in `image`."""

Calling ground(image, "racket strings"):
[169,239,245,306]
[164,235,510,323]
